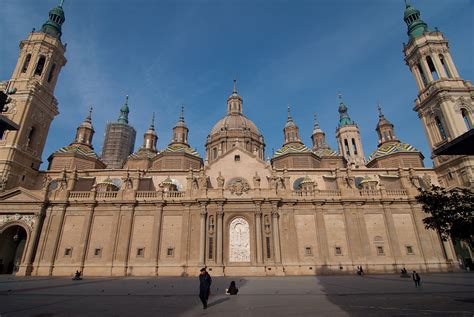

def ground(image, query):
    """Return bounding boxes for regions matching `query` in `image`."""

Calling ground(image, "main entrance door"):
[0,225,27,274]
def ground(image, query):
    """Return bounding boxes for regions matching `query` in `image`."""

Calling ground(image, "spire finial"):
[150,112,155,129]
[314,112,319,127]
[59,0,64,7]
[233,79,237,94]
[338,91,344,103]
[180,105,185,122]
[125,95,129,106]
[287,105,293,121]
[377,102,384,118]
[87,105,93,121]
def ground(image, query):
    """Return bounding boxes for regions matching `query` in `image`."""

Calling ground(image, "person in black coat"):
[412,270,421,287]
[226,281,239,295]
[199,268,212,309]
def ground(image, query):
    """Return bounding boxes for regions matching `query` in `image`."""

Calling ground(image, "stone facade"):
[0,2,472,277]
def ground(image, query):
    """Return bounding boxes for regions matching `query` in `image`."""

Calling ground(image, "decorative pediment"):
[0,188,43,202]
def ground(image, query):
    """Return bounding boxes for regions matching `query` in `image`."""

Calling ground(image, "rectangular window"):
[266,236,271,259]
[167,247,174,257]
[335,246,342,255]
[377,246,385,255]
[234,155,240,162]
[406,245,414,255]
[93,248,102,257]
[208,238,214,260]
[64,248,72,257]
[304,246,313,256]
[136,248,145,257]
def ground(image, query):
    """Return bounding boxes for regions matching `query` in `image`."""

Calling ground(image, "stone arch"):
[0,220,31,274]
[228,217,251,262]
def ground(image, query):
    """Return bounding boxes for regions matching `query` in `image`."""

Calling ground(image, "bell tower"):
[335,94,365,167]
[0,1,67,190]
[403,1,474,188]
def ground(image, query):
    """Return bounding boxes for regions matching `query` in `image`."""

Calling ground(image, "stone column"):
[411,65,424,90]
[421,58,434,82]
[444,53,460,78]
[49,204,68,275]
[271,202,282,263]
[254,202,263,264]
[431,54,447,78]
[381,202,402,260]
[199,203,207,266]
[216,202,224,266]
[79,203,96,272]
[153,203,164,275]
[19,211,44,275]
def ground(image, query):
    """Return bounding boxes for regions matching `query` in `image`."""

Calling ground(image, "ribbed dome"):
[210,114,261,136]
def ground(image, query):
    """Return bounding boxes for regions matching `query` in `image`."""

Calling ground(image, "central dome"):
[205,81,265,162]
[210,113,261,136]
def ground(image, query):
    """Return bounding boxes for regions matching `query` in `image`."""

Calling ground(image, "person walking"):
[199,267,212,309]
[412,270,421,287]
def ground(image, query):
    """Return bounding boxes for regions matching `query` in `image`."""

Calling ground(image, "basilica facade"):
[0,2,472,277]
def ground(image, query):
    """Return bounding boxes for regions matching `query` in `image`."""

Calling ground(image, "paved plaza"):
[0,273,473,316]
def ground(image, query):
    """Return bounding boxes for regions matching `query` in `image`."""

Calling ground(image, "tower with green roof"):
[335,94,365,167]
[0,0,68,189]
[403,1,474,189]
[101,95,137,168]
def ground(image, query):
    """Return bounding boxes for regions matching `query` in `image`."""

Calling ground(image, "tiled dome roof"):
[313,148,338,157]
[162,144,200,158]
[368,142,419,162]
[55,145,100,159]
[273,143,311,158]
[128,148,158,160]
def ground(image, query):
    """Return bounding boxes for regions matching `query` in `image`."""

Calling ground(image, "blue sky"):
[1,0,473,168]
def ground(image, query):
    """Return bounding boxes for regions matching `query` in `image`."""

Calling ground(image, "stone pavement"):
[0,273,473,316]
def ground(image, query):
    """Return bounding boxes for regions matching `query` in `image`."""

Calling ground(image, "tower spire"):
[150,112,155,130]
[287,105,293,123]
[86,105,93,123]
[338,92,354,127]
[118,95,130,124]
[41,0,66,40]
[227,80,243,115]
[404,0,429,38]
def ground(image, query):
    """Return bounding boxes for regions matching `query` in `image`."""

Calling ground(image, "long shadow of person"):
[207,297,231,308]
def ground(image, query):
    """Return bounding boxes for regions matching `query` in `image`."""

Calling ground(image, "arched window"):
[417,63,428,87]
[34,55,46,76]
[212,147,217,160]
[47,63,56,83]
[351,138,358,155]
[439,54,452,78]
[344,139,350,156]
[435,116,447,141]
[426,56,439,80]
[383,131,388,141]
[21,54,31,73]
[461,109,472,130]
[26,127,36,148]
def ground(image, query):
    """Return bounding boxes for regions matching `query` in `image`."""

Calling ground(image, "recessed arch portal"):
[229,217,250,262]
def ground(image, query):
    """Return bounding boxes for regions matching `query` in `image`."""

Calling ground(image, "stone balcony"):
[52,186,411,205]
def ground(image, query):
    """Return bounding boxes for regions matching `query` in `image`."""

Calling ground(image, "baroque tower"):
[0,1,67,189]
[335,95,365,167]
[101,95,137,169]
[403,1,474,188]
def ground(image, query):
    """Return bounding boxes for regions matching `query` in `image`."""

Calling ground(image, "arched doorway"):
[0,225,27,274]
